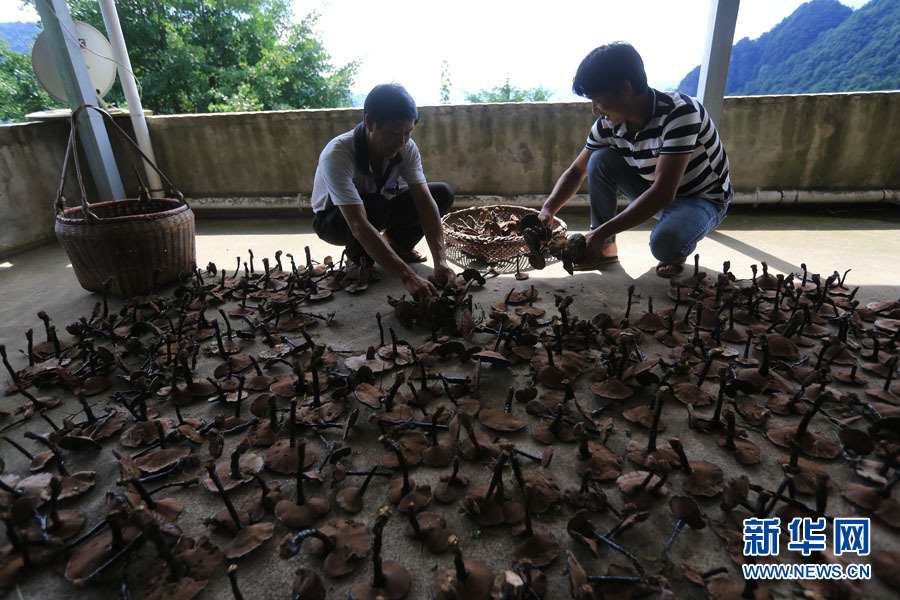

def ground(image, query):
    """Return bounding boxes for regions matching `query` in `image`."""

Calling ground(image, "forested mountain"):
[677,0,899,96]
[0,21,39,53]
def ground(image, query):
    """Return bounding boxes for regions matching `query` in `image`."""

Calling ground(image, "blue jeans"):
[587,147,728,264]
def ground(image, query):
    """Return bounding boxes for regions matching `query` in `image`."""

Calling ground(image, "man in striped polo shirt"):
[538,42,732,277]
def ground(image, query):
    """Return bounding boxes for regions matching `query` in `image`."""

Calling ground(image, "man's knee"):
[649,224,687,263]
[588,147,623,178]
[429,182,454,214]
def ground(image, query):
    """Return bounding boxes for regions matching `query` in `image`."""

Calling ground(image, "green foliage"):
[677,0,899,96]
[5,0,356,118]
[464,77,552,103]
[0,39,61,122]
[439,59,451,104]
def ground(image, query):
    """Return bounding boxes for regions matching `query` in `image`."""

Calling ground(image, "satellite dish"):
[31,21,117,104]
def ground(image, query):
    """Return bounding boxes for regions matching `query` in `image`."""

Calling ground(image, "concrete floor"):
[1,204,899,599]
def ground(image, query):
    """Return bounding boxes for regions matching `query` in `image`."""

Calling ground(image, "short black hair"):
[364,84,419,125]
[572,42,649,97]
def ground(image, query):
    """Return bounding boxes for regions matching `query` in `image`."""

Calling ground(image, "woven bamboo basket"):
[441,205,566,265]
[54,105,196,297]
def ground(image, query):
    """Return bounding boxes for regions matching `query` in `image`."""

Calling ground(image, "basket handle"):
[55,104,185,219]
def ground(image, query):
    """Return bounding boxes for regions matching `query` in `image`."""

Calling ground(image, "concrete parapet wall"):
[2,91,899,257]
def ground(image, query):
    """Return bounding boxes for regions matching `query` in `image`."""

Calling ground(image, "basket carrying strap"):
[55,104,186,222]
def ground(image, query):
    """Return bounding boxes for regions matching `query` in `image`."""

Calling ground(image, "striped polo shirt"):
[585,89,733,205]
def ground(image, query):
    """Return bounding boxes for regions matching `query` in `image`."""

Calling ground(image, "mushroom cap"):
[202,453,264,491]
[513,525,559,568]
[310,520,373,577]
[872,551,900,589]
[567,551,593,600]
[622,405,667,431]
[433,560,493,600]
[765,426,840,460]
[421,439,455,468]
[223,521,274,560]
[65,523,141,582]
[578,441,623,482]
[478,408,526,432]
[264,439,316,475]
[672,382,713,407]
[670,495,705,529]
[337,486,365,514]
[275,497,330,529]
[590,379,634,401]
[350,560,411,600]
[134,447,191,475]
[292,567,326,600]
[716,435,762,465]
[721,475,750,510]
[683,461,725,498]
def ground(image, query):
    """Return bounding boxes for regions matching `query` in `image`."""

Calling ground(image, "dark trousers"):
[312,182,454,262]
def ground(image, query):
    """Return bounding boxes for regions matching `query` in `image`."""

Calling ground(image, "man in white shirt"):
[311,84,456,299]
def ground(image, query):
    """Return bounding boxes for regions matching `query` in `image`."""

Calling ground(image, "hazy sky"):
[4,0,872,105]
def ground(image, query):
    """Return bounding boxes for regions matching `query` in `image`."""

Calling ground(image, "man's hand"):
[538,206,555,228]
[402,272,438,301]
[433,264,457,289]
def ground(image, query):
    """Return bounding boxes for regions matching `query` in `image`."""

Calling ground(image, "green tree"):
[464,77,552,103]
[0,40,61,122]
[439,59,451,104]
[7,0,356,118]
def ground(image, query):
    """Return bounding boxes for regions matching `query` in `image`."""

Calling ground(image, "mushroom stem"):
[228,564,244,600]
[375,313,385,347]
[430,404,446,446]
[668,438,693,474]
[724,411,737,451]
[284,528,333,557]
[47,476,62,530]
[127,476,157,510]
[0,344,20,383]
[625,285,635,320]
[4,436,34,459]
[664,520,685,553]
[795,385,828,438]
[24,431,68,477]
[485,450,510,501]
[449,535,469,582]
[522,486,534,537]
[154,419,168,449]
[384,373,405,413]
[647,389,667,453]
[590,530,645,576]
[448,455,462,485]
[148,478,200,496]
[372,506,391,589]
[206,463,243,530]
[25,329,34,366]
[143,513,184,581]
[381,436,411,497]
[878,471,900,499]
[358,464,379,498]
[3,513,30,568]
[296,438,307,505]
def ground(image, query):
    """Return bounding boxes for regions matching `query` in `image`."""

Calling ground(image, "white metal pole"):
[98,0,164,197]
[697,0,740,125]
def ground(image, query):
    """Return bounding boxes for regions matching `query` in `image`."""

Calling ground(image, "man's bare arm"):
[582,152,692,261]
[538,148,594,226]
[338,204,436,298]
[410,183,457,288]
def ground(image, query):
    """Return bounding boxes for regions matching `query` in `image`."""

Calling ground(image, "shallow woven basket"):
[54,105,196,298]
[441,205,567,266]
